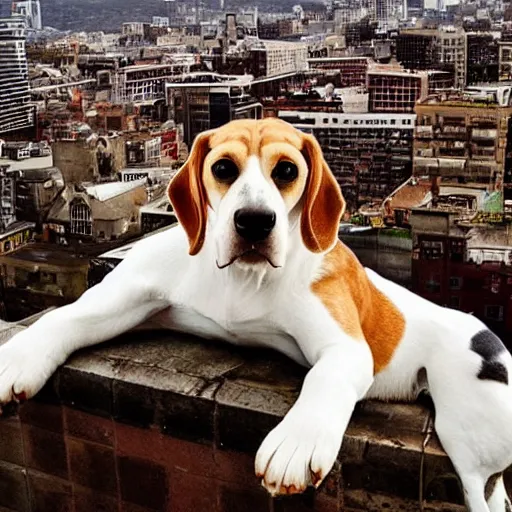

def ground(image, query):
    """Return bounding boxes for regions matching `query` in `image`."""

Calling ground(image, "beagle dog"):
[0,118,511,512]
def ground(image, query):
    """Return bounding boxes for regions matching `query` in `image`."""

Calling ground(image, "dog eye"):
[272,161,298,185]
[211,159,239,183]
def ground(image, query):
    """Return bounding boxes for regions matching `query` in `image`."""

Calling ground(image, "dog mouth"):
[216,247,281,270]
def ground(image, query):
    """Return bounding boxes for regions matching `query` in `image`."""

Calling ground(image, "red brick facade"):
[0,396,486,512]
[412,233,512,343]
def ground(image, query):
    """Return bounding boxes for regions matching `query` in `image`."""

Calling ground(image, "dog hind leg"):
[486,474,511,512]
[433,412,491,512]
[451,468,490,512]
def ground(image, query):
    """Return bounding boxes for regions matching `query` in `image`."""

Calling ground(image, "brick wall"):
[1,398,472,512]
[0,324,507,512]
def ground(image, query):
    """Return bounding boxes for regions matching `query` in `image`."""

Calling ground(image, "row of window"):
[420,239,465,261]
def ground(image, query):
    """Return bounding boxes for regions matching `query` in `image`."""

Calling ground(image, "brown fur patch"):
[312,242,406,374]
[208,118,304,156]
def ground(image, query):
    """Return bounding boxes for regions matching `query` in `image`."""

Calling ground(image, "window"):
[425,278,441,294]
[449,296,460,308]
[41,272,57,285]
[420,240,444,260]
[489,273,501,294]
[449,277,462,290]
[70,200,92,236]
[485,305,504,322]
[450,239,465,262]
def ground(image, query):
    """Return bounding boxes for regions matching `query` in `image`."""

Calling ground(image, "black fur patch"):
[470,330,509,386]
[471,330,506,360]
[506,500,512,512]
[478,361,509,385]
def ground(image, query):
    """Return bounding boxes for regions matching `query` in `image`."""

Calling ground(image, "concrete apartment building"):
[396,28,466,88]
[278,110,416,212]
[0,17,34,134]
[413,85,512,212]
[367,66,453,113]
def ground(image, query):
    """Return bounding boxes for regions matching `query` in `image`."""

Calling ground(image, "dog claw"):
[282,484,303,495]
[312,470,323,488]
[14,391,27,403]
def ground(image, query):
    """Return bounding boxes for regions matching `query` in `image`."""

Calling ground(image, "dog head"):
[168,118,345,270]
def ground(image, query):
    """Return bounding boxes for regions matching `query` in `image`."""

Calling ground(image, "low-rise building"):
[45,180,148,244]
[0,242,89,321]
[411,208,512,340]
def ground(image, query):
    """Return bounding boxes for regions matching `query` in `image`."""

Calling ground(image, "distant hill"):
[17,0,304,33]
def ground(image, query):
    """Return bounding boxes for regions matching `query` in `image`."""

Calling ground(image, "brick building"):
[411,209,512,341]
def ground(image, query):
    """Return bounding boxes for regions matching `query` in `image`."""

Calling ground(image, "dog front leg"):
[255,306,374,496]
[0,266,170,407]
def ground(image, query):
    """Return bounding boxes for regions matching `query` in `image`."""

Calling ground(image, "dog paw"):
[254,408,341,496]
[0,337,60,409]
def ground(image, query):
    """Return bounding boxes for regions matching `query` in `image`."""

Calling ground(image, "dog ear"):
[168,130,212,256]
[300,132,346,253]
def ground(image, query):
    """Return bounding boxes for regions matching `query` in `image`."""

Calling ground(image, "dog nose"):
[234,208,276,243]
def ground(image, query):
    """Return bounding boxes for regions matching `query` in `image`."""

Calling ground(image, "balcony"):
[415,125,433,138]
[471,128,497,140]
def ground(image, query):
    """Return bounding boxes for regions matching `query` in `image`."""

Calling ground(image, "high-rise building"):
[0,18,34,134]
[407,0,424,18]
[166,76,263,146]
[396,28,466,88]
[466,33,499,85]
[11,0,41,30]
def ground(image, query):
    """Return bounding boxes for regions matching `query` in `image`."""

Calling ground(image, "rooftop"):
[0,242,89,268]
[0,155,53,172]
[85,180,146,202]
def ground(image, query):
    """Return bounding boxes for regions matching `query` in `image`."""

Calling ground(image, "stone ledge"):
[0,319,474,510]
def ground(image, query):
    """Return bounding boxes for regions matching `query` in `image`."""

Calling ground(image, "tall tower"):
[165,0,177,24]
[195,0,200,23]
[11,0,42,30]
[0,17,34,134]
